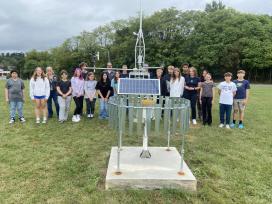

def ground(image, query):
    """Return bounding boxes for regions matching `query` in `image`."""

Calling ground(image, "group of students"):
[5,62,250,129]
[156,64,250,129]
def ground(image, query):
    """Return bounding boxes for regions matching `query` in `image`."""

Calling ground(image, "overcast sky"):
[0,0,271,52]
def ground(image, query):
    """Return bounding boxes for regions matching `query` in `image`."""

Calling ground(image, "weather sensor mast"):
[134,0,146,69]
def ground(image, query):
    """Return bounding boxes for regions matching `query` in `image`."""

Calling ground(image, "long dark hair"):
[114,71,120,83]
[100,72,110,84]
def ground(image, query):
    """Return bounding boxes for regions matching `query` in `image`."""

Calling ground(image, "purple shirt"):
[71,77,84,97]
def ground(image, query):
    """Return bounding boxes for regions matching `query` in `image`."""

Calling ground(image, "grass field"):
[0,81,271,204]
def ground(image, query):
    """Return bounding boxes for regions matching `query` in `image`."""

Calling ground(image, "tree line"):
[1,1,272,82]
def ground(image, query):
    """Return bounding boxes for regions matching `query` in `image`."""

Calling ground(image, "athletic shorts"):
[34,95,46,100]
[233,99,246,111]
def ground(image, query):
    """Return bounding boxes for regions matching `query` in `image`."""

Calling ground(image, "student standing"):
[199,73,215,126]
[184,67,201,125]
[71,68,84,122]
[170,68,185,98]
[56,70,72,123]
[120,65,129,78]
[218,72,237,129]
[111,71,120,96]
[96,73,112,119]
[231,70,250,129]
[46,67,59,118]
[163,65,174,96]
[156,68,168,97]
[29,67,50,124]
[84,72,97,118]
[5,70,26,124]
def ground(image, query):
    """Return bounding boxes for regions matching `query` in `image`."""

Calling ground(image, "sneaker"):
[87,114,91,118]
[72,115,77,122]
[192,119,197,125]
[59,120,64,123]
[219,124,224,128]
[90,114,94,118]
[72,115,80,122]
[238,123,244,129]
[19,117,26,123]
[225,125,230,129]
[230,123,236,128]
[42,118,47,124]
[76,115,81,122]
[36,118,40,124]
[9,118,15,124]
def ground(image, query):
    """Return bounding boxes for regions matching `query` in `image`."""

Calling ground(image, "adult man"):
[104,62,115,81]
[181,63,190,78]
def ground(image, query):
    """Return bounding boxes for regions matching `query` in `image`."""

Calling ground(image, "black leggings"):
[184,92,197,120]
[73,96,84,115]
[85,98,96,114]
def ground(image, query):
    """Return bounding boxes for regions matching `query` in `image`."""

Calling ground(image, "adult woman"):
[184,67,201,125]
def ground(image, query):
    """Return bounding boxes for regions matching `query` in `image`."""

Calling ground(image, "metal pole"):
[116,105,123,175]
[166,108,171,151]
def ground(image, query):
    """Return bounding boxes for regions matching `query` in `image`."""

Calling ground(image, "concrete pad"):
[105,147,197,191]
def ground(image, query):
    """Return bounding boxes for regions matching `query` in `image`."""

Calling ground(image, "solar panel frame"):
[118,78,161,95]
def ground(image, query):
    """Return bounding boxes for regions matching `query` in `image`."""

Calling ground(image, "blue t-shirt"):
[233,79,250,99]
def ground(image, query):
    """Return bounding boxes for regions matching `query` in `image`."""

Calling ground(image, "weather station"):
[102,0,197,191]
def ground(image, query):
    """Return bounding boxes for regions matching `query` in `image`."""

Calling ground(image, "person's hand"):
[243,100,247,105]
[212,100,214,104]
[5,98,9,103]
[32,98,35,102]
[199,99,202,104]
[89,97,93,102]
[105,97,108,102]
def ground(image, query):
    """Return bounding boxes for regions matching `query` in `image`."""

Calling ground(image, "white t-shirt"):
[218,81,237,105]
[170,77,185,97]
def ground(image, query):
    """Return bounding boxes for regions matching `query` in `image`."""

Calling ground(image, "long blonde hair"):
[32,67,46,81]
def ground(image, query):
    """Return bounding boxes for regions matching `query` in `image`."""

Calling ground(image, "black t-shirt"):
[185,76,200,94]
[57,80,71,96]
[95,81,112,98]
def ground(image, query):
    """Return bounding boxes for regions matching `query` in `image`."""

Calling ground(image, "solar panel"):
[118,78,161,95]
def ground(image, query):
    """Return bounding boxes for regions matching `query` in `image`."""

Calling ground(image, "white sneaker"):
[90,114,94,118]
[225,125,230,129]
[192,119,197,125]
[219,124,224,128]
[9,118,15,124]
[76,115,81,122]
[87,114,91,118]
[42,118,47,124]
[72,115,77,122]
[36,118,40,124]
[19,117,26,123]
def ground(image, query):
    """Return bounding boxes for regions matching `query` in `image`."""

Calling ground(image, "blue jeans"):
[9,101,24,119]
[219,103,232,125]
[47,90,59,118]
[99,99,109,119]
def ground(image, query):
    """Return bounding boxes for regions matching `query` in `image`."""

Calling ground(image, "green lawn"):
[0,81,271,204]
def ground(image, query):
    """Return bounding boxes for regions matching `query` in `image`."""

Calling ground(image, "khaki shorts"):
[233,99,246,111]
